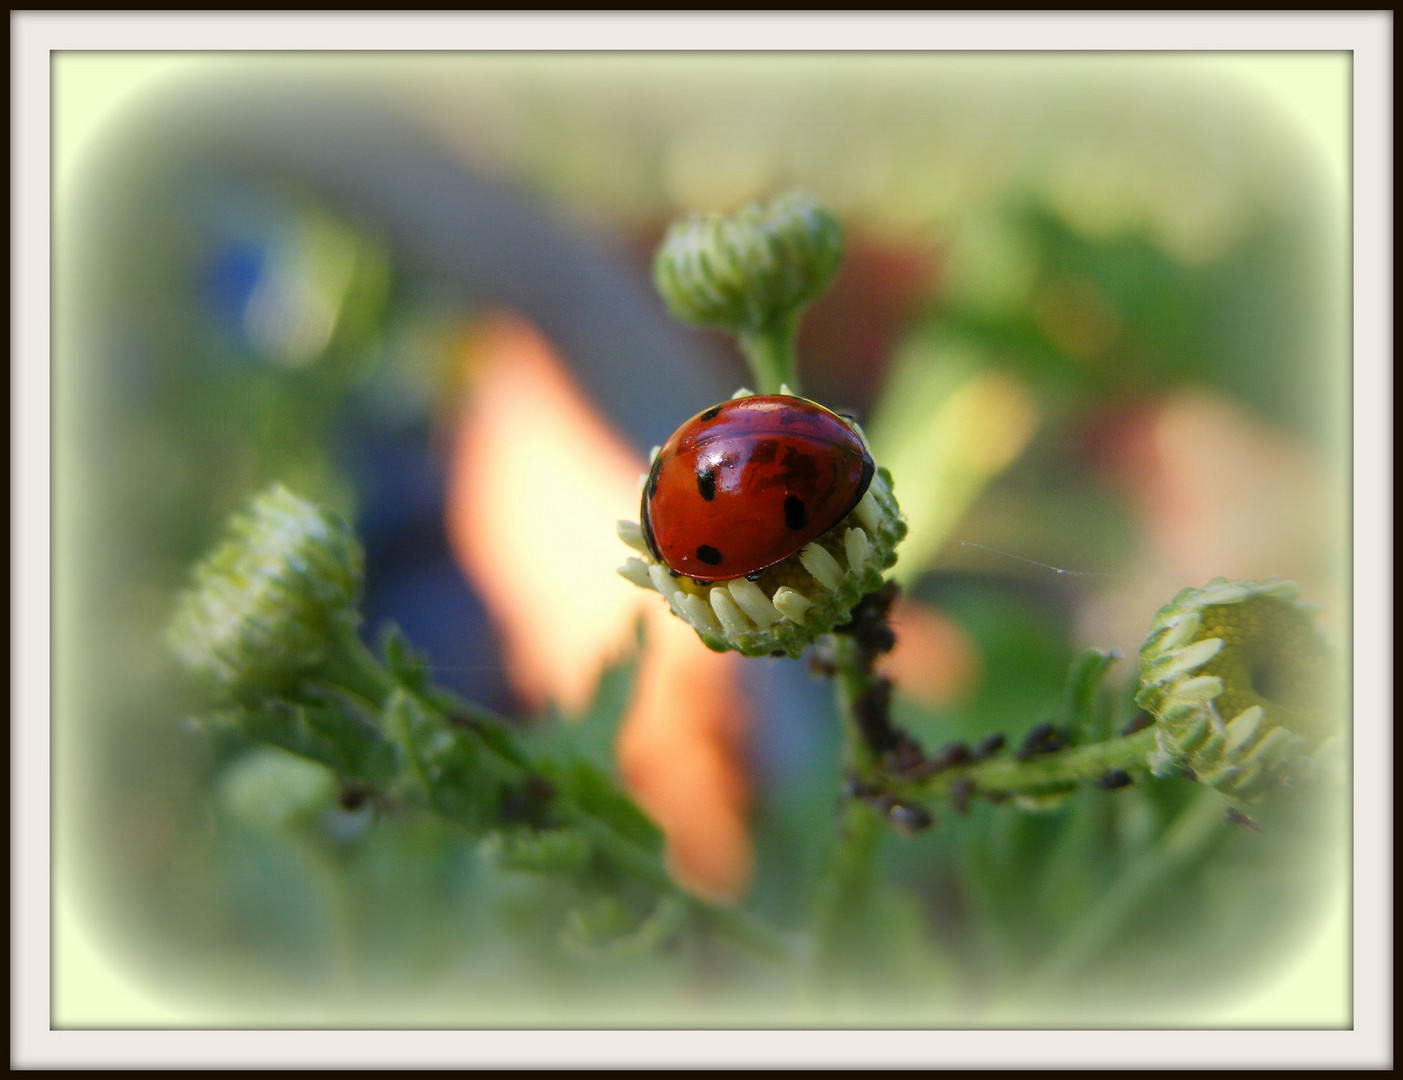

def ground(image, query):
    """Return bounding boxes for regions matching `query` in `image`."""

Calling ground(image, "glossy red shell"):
[640,395,875,582]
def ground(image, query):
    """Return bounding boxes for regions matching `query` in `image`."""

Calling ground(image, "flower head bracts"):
[1136,577,1341,800]
[653,190,843,337]
[167,484,365,702]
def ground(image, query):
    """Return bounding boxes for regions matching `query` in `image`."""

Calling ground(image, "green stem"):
[891,725,1162,805]
[810,633,886,979]
[737,313,801,396]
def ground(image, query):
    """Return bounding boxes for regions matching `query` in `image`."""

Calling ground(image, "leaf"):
[544,757,663,854]
[482,827,594,877]
[558,894,686,961]
[525,652,639,776]
[198,696,400,788]
[378,621,432,694]
[1065,647,1120,740]
[385,689,508,832]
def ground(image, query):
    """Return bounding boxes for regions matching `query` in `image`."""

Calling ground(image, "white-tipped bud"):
[617,558,653,589]
[799,542,844,592]
[1146,637,1224,685]
[843,527,872,577]
[617,520,650,556]
[726,578,781,629]
[681,593,723,635]
[1173,675,1225,702]
[771,586,813,622]
[1157,612,1202,652]
[854,487,883,534]
[648,564,689,623]
[1224,705,1265,754]
[709,587,752,636]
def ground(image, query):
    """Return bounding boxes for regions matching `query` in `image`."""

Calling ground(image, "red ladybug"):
[640,395,875,583]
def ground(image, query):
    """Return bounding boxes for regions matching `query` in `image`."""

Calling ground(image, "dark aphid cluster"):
[1015,721,1070,761]
[834,579,900,666]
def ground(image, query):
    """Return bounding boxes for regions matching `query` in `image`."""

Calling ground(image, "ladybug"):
[640,395,875,583]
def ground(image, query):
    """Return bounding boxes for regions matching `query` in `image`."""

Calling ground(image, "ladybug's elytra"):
[640,395,875,583]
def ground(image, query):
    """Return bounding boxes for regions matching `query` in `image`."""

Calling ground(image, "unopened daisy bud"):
[167,484,364,702]
[1135,577,1341,800]
[653,189,843,337]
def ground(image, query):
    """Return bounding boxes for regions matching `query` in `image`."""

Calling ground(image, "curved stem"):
[891,726,1162,805]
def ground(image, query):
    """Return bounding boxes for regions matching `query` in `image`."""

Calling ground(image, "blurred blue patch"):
[346,426,515,717]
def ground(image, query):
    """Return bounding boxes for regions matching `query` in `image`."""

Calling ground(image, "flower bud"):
[653,189,843,335]
[167,484,365,702]
[1136,577,1341,799]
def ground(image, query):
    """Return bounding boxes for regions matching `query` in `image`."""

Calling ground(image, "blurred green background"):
[53,53,1350,1026]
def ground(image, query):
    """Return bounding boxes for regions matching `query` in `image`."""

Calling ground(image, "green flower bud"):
[617,392,906,659]
[217,745,339,834]
[167,484,365,702]
[1135,577,1341,799]
[653,189,843,335]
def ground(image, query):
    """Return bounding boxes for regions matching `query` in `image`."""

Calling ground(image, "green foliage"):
[200,697,400,790]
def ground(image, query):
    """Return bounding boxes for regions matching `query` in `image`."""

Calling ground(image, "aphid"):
[1094,768,1133,790]
[640,395,874,583]
[1015,721,1067,761]
[971,733,1007,760]
[1224,806,1261,832]
[949,776,976,815]
[886,801,934,835]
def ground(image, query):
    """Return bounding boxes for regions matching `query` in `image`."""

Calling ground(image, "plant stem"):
[737,314,801,396]
[890,725,1162,805]
[810,631,887,980]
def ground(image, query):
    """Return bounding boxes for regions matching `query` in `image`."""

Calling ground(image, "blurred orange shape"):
[445,314,648,714]
[882,598,980,708]
[444,313,752,900]
[617,611,753,904]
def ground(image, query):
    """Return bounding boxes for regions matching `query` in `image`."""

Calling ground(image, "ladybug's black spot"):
[699,405,723,422]
[695,545,723,566]
[783,495,809,530]
[696,468,716,501]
